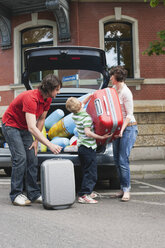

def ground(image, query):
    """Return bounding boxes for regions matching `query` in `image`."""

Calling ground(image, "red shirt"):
[2,89,52,130]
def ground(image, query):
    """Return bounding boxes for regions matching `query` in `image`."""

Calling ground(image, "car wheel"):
[4,168,12,177]
[109,176,120,189]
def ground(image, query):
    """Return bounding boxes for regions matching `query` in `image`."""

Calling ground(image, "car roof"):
[22,46,109,90]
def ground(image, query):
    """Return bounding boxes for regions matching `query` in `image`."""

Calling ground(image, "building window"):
[104,22,133,78]
[21,26,53,83]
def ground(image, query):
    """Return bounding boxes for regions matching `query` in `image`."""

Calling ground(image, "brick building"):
[0,0,165,159]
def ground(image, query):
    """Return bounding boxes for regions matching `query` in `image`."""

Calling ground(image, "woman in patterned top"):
[66,95,111,204]
[109,66,138,202]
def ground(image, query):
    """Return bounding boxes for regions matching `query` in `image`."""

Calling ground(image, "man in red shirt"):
[2,74,62,206]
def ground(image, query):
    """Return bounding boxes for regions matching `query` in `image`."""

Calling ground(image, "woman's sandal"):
[121,192,130,202]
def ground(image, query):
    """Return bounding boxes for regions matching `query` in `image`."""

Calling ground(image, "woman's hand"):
[115,118,130,138]
[114,130,123,138]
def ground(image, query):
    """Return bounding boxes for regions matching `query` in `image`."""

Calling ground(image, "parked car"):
[0,46,119,188]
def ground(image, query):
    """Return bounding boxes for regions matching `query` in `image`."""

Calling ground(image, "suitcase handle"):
[94,99,103,116]
[103,96,110,116]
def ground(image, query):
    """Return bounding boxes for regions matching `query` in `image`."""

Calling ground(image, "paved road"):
[0,171,165,248]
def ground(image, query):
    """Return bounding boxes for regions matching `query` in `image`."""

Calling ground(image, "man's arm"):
[25,112,62,154]
[31,111,48,154]
[36,111,48,132]
[33,111,48,147]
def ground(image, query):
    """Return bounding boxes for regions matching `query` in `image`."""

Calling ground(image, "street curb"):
[130,160,165,179]
[131,171,165,179]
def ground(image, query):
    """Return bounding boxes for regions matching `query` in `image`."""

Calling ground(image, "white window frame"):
[14,13,57,85]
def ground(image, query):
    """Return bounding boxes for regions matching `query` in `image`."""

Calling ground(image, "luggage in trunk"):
[41,159,75,210]
[86,88,123,145]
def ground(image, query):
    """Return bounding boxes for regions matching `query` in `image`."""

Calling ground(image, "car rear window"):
[29,69,103,90]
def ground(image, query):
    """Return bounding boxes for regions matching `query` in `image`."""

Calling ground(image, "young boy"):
[66,95,111,204]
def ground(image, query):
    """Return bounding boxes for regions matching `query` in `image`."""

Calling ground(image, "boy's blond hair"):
[66,97,82,114]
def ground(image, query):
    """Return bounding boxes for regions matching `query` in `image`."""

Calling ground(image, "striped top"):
[72,110,97,149]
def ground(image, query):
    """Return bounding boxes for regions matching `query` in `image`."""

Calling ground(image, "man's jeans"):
[112,125,138,192]
[2,124,40,202]
[78,145,97,196]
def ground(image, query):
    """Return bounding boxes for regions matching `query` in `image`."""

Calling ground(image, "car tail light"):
[71,57,80,60]
[49,57,58,60]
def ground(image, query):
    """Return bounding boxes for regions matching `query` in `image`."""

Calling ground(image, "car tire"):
[4,168,12,177]
[109,176,120,189]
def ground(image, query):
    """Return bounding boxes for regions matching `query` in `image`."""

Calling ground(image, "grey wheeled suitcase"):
[41,159,75,210]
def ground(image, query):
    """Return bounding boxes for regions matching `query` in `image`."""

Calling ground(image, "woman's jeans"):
[2,124,41,202]
[78,145,97,196]
[112,125,138,192]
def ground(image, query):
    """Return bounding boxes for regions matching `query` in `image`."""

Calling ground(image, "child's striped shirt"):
[72,110,97,149]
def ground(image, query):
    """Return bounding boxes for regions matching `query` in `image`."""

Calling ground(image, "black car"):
[0,46,119,188]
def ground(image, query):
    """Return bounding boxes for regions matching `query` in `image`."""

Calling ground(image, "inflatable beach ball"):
[48,113,75,139]
[50,137,70,149]
[70,136,78,146]
[45,109,64,130]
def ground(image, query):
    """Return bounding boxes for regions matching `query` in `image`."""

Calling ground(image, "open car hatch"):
[22,46,110,90]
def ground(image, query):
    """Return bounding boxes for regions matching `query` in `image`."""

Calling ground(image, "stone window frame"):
[104,21,134,78]
[14,13,57,86]
[99,10,140,79]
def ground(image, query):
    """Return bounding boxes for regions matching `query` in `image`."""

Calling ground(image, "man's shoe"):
[13,194,31,206]
[78,195,98,204]
[34,195,42,204]
[89,191,99,199]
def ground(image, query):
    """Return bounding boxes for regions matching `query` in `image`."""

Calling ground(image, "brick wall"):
[130,85,165,100]
[0,91,14,107]
[0,2,165,108]
[69,1,165,100]
[0,49,14,86]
